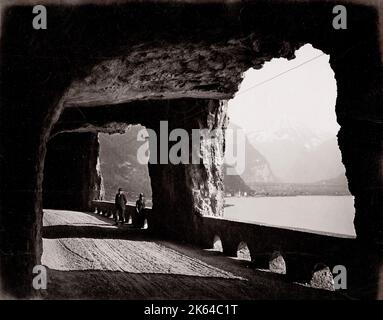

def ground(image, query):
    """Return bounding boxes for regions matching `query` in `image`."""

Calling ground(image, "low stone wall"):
[194,216,356,288]
[91,200,151,223]
[91,200,355,290]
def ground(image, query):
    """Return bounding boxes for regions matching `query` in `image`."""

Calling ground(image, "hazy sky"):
[228,44,338,135]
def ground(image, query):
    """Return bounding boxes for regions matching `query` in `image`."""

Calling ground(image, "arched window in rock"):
[224,44,355,237]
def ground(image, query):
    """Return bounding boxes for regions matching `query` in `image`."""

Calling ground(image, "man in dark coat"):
[114,188,127,225]
[134,193,146,228]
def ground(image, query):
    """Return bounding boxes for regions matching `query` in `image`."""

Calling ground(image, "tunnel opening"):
[213,235,223,252]
[224,44,356,237]
[236,242,251,261]
[98,126,153,205]
[97,126,153,227]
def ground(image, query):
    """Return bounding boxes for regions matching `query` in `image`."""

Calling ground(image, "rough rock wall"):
[43,133,103,211]
[147,100,228,240]
[338,122,383,244]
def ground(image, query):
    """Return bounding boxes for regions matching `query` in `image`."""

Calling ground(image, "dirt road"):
[42,209,343,299]
[43,210,241,278]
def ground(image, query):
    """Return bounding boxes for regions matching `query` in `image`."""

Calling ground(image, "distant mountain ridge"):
[99,126,152,201]
[313,173,349,186]
[225,122,276,187]
[98,120,350,200]
[247,118,347,184]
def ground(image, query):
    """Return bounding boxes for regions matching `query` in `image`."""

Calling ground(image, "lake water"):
[224,196,356,236]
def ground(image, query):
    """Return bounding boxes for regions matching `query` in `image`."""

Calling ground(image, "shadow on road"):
[44,268,345,300]
[42,224,151,241]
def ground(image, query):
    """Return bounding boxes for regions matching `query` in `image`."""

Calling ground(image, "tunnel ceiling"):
[50,1,380,113]
[52,1,342,109]
[63,38,301,107]
[48,0,382,134]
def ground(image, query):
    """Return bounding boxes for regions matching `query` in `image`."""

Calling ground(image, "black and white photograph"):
[0,0,382,306]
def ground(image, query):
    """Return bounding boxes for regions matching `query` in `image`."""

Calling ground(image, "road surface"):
[41,209,344,299]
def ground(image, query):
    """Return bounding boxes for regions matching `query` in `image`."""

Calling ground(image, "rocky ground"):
[41,209,347,299]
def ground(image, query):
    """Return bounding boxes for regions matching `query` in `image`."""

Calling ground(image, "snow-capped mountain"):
[225,122,276,186]
[248,116,330,147]
[247,117,346,184]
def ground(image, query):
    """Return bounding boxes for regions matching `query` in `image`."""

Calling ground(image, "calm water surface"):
[224,196,355,236]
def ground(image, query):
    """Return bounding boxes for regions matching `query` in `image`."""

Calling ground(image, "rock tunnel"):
[0,0,382,298]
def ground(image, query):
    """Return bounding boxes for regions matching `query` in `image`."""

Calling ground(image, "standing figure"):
[135,193,146,228]
[114,188,127,225]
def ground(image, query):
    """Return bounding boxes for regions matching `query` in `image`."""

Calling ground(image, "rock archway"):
[46,98,228,240]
